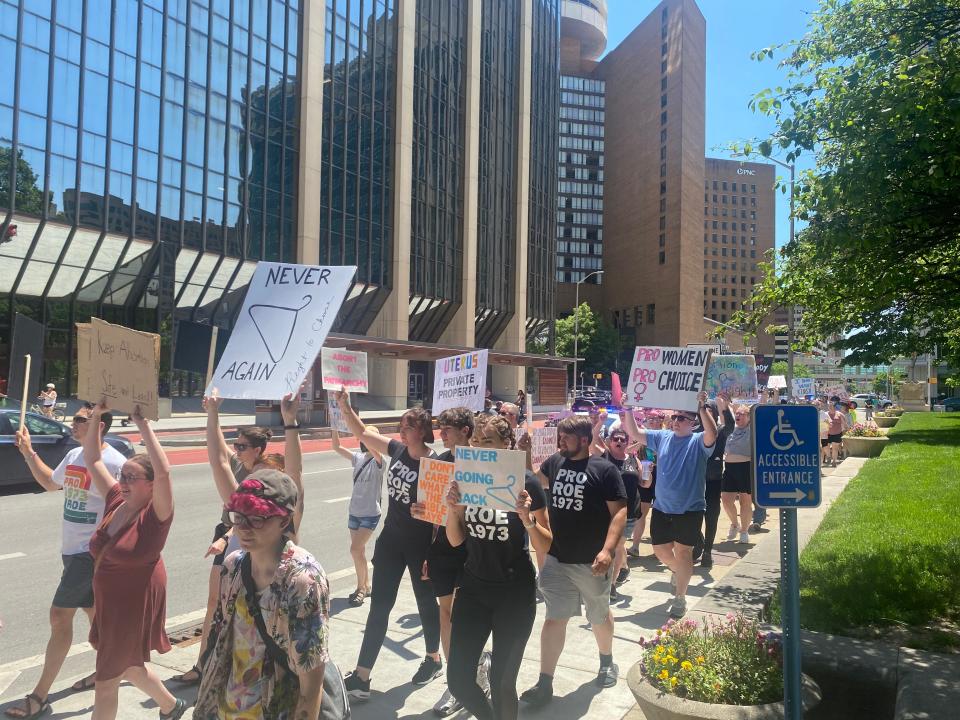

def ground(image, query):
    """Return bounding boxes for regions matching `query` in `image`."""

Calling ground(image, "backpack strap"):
[240,553,290,674]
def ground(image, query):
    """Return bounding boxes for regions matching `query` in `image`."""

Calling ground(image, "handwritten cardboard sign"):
[767,375,787,389]
[327,391,350,432]
[432,349,488,414]
[531,426,558,467]
[625,346,711,412]
[822,384,848,399]
[792,377,815,397]
[454,446,527,513]
[320,347,368,393]
[704,355,758,402]
[417,457,454,526]
[206,263,356,399]
[77,318,161,419]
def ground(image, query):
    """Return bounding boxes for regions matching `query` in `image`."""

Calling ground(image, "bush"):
[638,613,783,705]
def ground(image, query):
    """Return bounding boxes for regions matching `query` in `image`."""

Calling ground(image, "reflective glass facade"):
[526,0,559,343]
[320,0,396,334]
[408,0,466,342]
[475,0,519,348]
[1,0,301,392]
[556,73,603,284]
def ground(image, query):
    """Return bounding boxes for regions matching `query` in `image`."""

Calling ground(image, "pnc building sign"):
[737,168,756,176]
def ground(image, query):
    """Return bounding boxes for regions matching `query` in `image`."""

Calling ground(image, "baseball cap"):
[226,468,299,518]
[46,383,55,388]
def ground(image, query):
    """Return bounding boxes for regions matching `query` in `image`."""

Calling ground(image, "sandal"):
[348,588,367,607]
[70,673,96,692]
[159,698,187,720]
[171,664,202,686]
[3,694,50,720]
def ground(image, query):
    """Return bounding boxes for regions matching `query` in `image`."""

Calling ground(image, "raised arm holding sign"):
[320,347,368,393]
[432,350,488,414]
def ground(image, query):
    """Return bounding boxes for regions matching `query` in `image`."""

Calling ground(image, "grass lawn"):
[775,412,960,651]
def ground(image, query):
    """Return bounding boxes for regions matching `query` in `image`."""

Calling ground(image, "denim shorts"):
[348,514,381,531]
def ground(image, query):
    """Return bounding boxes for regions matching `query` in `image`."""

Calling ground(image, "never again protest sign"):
[626,346,711,412]
[206,263,355,399]
[432,349,488,414]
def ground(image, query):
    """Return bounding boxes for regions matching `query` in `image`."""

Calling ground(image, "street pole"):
[572,270,603,400]
[781,507,803,720]
[786,162,796,397]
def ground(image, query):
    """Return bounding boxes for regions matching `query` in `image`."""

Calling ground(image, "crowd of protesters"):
[8,379,850,720]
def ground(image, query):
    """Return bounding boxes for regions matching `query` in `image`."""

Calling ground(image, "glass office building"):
[1,0,559,407]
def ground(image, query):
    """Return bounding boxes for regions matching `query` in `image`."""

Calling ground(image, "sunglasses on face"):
[233,442,252,452]
[227,511,269,529]
[670,414,697,423]
[609,436,628,444]
[71,416,89,425]
[119,471,146,484]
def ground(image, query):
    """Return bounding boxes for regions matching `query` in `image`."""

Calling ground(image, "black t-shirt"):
[540,453,627,565]
[463,472,547,583]
[384,439,433,542]
[603,452,641,519]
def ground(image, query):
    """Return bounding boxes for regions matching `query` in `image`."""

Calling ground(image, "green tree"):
[0,147,47,215]
[726,0,960,368]
[873,370,905,396]
[770,360,812,378]
[555,303,625,384]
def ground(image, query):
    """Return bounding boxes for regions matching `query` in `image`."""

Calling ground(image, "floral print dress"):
[194,541,330,720]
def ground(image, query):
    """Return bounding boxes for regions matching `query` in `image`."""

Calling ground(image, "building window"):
[660,94,668,108]
[659,251,665,264]
[659,233,666,247]
[660,181,666,194]
[647,304,656,324]
[660,111,667,126]
[751,184,756,193]
[661,59,667,73]
[660,129,667,143]
[661,78,667,91]
[661,42,668,56]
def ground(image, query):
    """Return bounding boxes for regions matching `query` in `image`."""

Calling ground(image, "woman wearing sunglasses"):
[81,402,186,720]
[445,414,552,720]
[171,392,303,687]
[593,427,640,598]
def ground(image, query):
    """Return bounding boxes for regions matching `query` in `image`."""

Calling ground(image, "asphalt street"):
[0,449,367,665]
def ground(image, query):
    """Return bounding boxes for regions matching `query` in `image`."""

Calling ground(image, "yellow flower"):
[670,676,679,687]
[659,669,670,680]
[659,657,669,665]
[696,656,705,665]
[655,645,665,654]
[656,629,662,637]
[669,647,676,655]
[681,661,693,671]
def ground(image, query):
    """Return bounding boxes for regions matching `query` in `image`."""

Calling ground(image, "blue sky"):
[603,0,821,249]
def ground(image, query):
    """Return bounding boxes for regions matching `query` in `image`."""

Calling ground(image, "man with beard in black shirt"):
[519,416,627,707]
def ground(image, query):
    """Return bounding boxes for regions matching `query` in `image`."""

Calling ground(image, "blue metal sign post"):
[752,404,821,720]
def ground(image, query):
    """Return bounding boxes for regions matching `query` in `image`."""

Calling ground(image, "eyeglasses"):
[119,471,146,484]
[71,416,88,425]
[233,442,251,452]
[227,511,268,529]
[670,415,697,423]
[609,436,628,444]
[735,411,749,417]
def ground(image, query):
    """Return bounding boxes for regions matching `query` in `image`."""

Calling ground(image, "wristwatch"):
[523,518,537,529]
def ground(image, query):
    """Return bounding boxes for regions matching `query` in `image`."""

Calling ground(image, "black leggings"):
[448,574,536,720]
[357,528,441,669]
[703,477,722,553]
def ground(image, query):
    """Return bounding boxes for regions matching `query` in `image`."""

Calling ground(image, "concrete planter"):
[627,663,821,720]
[874,415,899,428]
[842,435,889,458]
[887,409,904,417]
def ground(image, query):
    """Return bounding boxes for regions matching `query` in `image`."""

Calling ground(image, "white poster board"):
[206,263,355,399]
[625,346,712,412]
[77,319,161,419]
[454,446,527,513]
[327,391,350,432]
[767,375,787,389]
[320,347,368,393]
[822,384,848,399]
[791,377,815,397]
[432,349,488,414]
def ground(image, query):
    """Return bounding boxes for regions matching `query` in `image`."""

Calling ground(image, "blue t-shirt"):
[644,430,715,514]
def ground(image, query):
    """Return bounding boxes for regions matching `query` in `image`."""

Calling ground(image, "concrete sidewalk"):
[0,460,861,719]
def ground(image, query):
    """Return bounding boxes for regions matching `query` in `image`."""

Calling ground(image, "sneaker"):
[433,688,462,717]
[344,671,371,702]
[700,551,713,569]
[669,596,687,619]
[412,657,444,686]
[726,524,739,540]
[609,586,619,602]
[596,662,619,688]
[519,681,553,707]
[626,546,642,558]
[615,567,630,586]
[739,531,750,544]
[476,651,492,698]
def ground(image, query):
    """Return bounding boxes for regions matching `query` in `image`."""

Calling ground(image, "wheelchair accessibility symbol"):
[770,409,804,451]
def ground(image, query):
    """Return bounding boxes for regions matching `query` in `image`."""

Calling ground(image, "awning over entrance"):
[324,332,574,369]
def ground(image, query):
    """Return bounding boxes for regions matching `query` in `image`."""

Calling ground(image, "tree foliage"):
[727,0,960,368]
[872,370,906,395]
[0,147,46,215]
[770,360,812,378]
[555,303,625,381]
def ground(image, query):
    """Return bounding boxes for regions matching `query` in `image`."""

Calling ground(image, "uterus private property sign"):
[432,349,488,414]
[625,346,712,412]
[206,263,356,399]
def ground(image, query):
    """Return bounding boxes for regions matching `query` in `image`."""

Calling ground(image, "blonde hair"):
[474,414,514,449]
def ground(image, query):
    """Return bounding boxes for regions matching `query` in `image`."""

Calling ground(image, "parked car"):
[0,410,136,487]
[851,393,893,410]
[942,397,960,412]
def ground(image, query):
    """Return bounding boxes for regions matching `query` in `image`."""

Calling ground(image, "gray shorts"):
[52,553,95,609]
[538,554,611,625]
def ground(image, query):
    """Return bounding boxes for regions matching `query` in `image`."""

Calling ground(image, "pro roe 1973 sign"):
[752,404,821,509]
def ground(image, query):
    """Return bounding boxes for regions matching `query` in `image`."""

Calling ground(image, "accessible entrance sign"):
[752,404,821,509]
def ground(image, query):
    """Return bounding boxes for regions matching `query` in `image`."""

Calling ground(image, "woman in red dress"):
[82,402,186,720]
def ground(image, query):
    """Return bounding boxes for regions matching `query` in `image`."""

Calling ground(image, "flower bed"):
[844,421,883,438]
[638,614,783,706]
